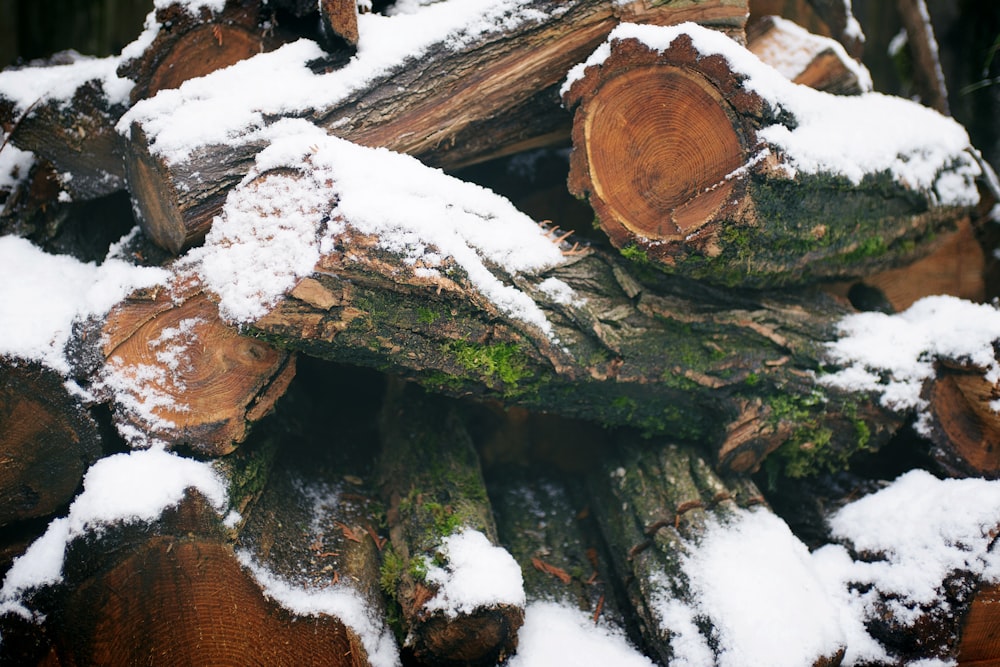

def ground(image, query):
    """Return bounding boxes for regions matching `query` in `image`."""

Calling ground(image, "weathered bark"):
[377,380,524,666]
[747,14,869,94]
[894,0,949,116]
[97,275,296,453]
[250,218,900,476]
[0,359,102,528]
[563,28,976,287]
[121,0,749,253]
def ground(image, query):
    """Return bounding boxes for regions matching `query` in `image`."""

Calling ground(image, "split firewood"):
[96,274,296,454]
[922,362,1000,479]
[377,380,525,665]
[119,0,749,253]
[563,22,981,287]
[584,436,846,666]
[748,0,864,58]
[0,359,102,528]
[747,14,871,94]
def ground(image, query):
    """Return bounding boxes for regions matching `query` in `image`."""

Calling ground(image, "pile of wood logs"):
[2,0,1000,664]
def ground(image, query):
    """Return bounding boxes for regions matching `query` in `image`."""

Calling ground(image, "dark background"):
[1,0,998,167]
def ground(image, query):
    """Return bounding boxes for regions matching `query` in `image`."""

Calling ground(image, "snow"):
[0,448,226,621]
[508,601,654,667]
[563,22,979,207]
[819,295,1000,424]
[422,528,525,617]
[658,507,846,667]
[0,235,169,374]
[0,141,34,192]
[119,0,553,164]
[0,51,133,113]
[186,118,565,333]
[236,551,400,667]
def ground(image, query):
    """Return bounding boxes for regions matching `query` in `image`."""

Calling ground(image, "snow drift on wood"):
[422,528,525,617]
[0,51,132,113]
[0,449,226,623]
[563,22,980,208]
[186,119,565,334]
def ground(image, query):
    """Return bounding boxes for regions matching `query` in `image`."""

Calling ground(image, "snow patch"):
[0,236,169,374]
[423,528,525,617]
[0,51,132,113]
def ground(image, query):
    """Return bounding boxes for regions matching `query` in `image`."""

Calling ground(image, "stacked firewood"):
[2,0,999,664]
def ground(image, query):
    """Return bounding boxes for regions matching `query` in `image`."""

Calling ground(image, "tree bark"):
[563,27,975,287]
[0,360,102,528]
[97,275,296,454]
[894,0,950,116]
[121,0,749,253]
[377,380,524,666]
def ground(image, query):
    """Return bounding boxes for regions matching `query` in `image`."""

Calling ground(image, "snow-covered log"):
[562,23,981,287]
[117,0,749,253]
[377,380,525,665]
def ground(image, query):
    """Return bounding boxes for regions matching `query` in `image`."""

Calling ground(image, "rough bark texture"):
[563,31,973,287]
[122,0,749,253]
[378,380,523,666]
[98,275,296,454]
[250,221,900,477]
[0,359,102,527]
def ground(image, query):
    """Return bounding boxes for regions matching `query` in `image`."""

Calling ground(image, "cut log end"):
[580,66,746,242]
[925,367,1000,478]
[411,606,523,666]
[146,25,265,100]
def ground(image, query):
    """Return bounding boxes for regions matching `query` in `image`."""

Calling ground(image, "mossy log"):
[251,220,901,477]
[377,380,524,666]
[97,275,296,453]
[562,26,977,287]
[120,0,748,253]
[0,359,102,528]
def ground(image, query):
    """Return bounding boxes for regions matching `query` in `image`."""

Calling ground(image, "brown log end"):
[925,367,1000,479]
[0,360,102,527]
[101,280,296,454]
[958,582,1000,665]
[565,35,758,261]
[54,537,368,666]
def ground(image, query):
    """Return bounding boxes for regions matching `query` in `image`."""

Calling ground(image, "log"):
[116,0,291,104]
[583,436,845,665]
[748,0,864,58]
[488,465,630,631]
[320,0,360,48]
[96,275,296,453]
[922,362,1000,479]
[119,0,749,253]
[957,582,1000,665]
[563,23,980,287]
[377,380,524,666]
[0,359,102,528]
[0,52,130,201]
[747,14,871,94]
[894,0,949,116]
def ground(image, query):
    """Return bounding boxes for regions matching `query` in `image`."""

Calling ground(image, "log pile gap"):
[2,0,1000,664]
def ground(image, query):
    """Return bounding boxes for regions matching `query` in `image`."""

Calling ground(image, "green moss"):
[380,545,405,594]
[417,307,441,324]
[619,243,650,265]
[446,340,531,389]
[408,554,429,582]
[744,372,760,387]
